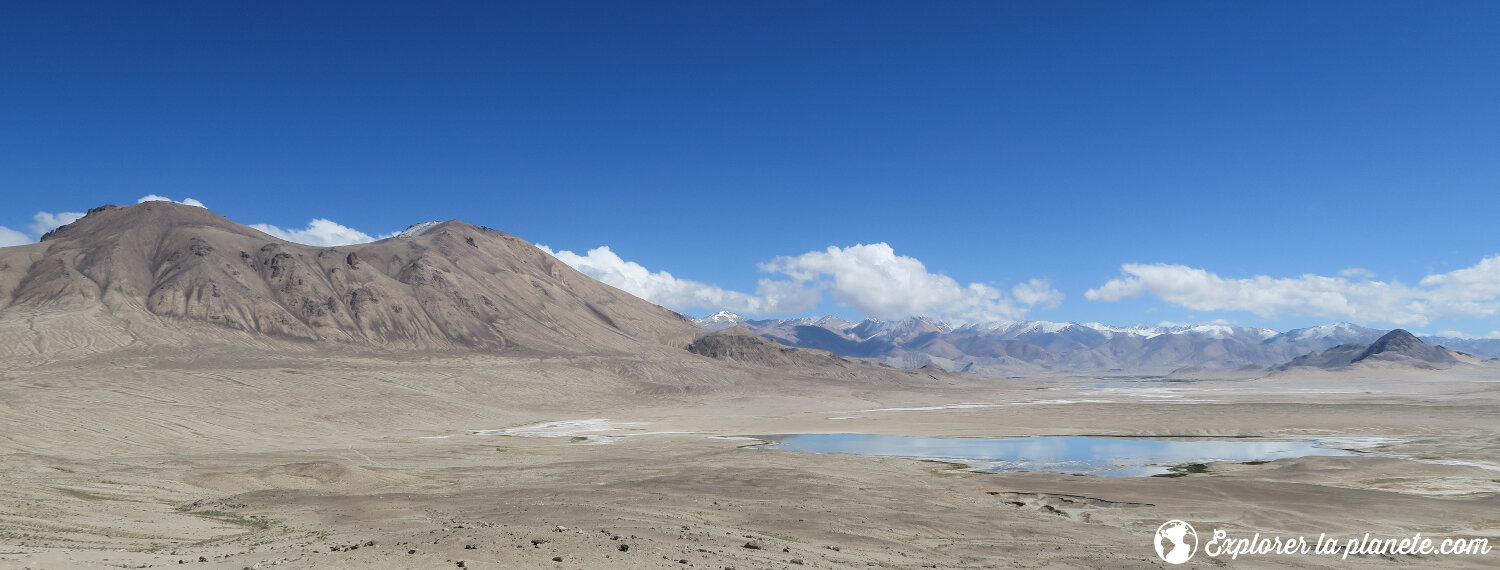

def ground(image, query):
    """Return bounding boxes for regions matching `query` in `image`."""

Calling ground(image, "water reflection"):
[757,434,1359,477]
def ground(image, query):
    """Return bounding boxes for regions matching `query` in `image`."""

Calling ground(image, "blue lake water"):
[755,434,1360,477]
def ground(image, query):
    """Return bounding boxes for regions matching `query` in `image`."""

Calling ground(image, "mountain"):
[686,313,1484,375]
[1278,322,1386,345]
[1413,335,1500,359]
[1279,329,1464,370]
[692,310,750,331]
[686,326,858,369]
[0,202,702,359]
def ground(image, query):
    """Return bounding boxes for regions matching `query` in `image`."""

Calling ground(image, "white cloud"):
[11,199,389,250]
[250,219,383,247]
[137,195,206,208]
[536,245,819,315]
[28,211,85,237]
[0,226,29,247]
[538,242,1058,322]
[1086,256,1500,327]
[1340,267,1375,279]
[1416,255,1500,317]
[1012,278,1064,309]
[758,243,1057,322]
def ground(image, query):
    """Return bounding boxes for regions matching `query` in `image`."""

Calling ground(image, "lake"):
[753,434,1361,476]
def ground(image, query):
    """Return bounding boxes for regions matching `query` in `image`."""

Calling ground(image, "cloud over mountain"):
[4,196,393,249]
[249,219,386,247]
[3,196,208,246]
[0,226,27,247]
[1087,257,1500,326]
[1012,278,1065,309]
[28,210,85,237]
[542,242,1060,323]
[535,245,821,315]
[137,195,207,208]
[759,243,1058,322]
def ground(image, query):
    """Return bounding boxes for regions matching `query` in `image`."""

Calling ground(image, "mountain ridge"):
[692,312,1500,375]
[0,202,704,359]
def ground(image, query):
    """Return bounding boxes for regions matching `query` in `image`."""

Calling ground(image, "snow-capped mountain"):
[1276,322,1384,344]
[1160,324,1280,341]
[396,220,443,238]
[692,310,751,331]
[687,312,1500,376]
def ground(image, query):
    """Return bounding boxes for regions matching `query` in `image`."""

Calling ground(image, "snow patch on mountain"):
[396,221,443,238]
[1286,322,1365,340]
[1166,324,1279,340]
[693,310,749,331]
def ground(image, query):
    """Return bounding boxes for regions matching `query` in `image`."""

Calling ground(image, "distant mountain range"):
[692,311,1500,375]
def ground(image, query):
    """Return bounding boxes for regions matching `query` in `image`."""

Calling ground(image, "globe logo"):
[1154,520,1198,564]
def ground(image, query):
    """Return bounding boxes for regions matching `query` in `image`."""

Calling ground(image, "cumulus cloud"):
[0,226,29,247]
[250,219,384,247]
[539,241,1060,322]
[1417,255,1500,313]
[137,194,206,208]
[28,211,85,237]
[1086,257,1500,326]
[759,243,1058,322]
[1012,278,1065,309]
[536,245,820,315]
[6,197,392,249]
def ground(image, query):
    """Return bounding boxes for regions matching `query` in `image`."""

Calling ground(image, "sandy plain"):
[2,346,1498,569]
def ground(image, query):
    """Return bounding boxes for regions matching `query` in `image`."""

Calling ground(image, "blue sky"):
[4,2,1499,336]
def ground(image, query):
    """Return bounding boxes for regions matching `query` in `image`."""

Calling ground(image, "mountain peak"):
[692,311,750,331]
[37,201,257,243]
[702,310,745,320]
[395,221,446,238]
[1355,329,1457,367]
[1280,328,1462,371]
[1367,328,1421,349]
[1282,322,1383,342]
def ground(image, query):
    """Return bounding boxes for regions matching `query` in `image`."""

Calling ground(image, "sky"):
[3,2,1500,337]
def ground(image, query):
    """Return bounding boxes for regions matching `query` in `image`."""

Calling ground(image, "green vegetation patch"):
[1151,463,1210,478]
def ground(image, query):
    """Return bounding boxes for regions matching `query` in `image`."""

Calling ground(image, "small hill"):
[1278,329,1462,371]
[685,326,951,385]
[1358,329,1460,366]
[686,326,855,368]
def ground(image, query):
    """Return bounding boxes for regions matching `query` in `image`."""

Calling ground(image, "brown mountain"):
[1278,329,1463,371]
[0,202,701,358]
